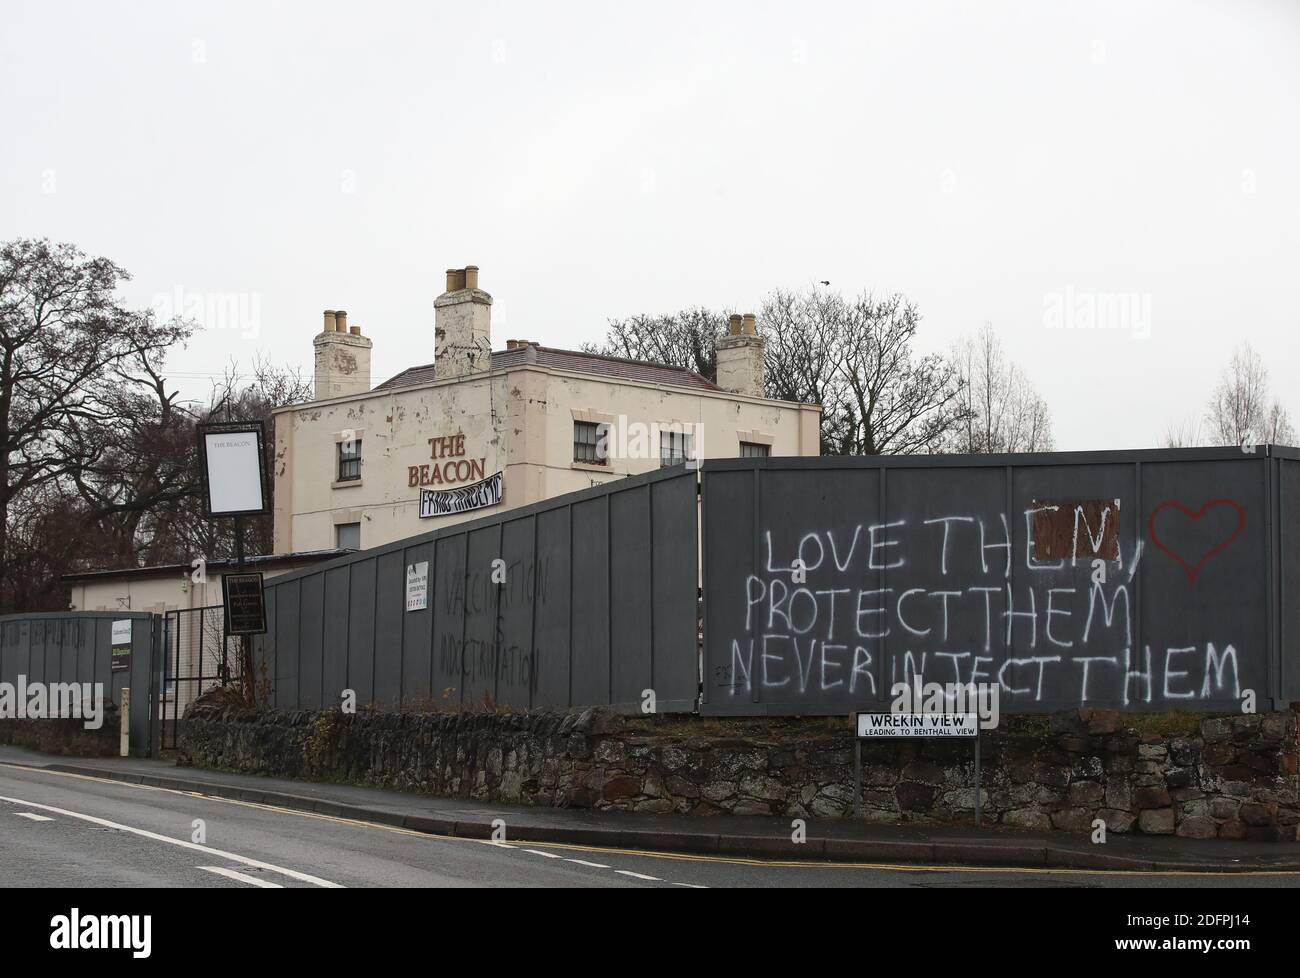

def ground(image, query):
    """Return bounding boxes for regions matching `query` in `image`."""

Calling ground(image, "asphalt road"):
[1,763,1297,888]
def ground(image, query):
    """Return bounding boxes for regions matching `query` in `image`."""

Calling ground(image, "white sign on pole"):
[405,561,429,612]
[202,429,266,515]
[856,713,978,738]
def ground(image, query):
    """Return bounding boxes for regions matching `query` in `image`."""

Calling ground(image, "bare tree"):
[1205,342,1295,447]
[0,238,191,612]
[949,323,1054,453]
[768,289,969,455]
[582,307,727,378]
[1163,417,1203,449]
[587,286,969,456]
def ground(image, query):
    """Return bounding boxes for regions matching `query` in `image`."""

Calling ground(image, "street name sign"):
[856,713,978,738]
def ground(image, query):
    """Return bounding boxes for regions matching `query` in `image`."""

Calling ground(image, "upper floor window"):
[660,430,692,468]
[337,439,362,481]
[574,421,607,464]
[739,441,770,459]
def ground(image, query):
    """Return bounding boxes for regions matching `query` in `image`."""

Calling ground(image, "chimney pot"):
[742,313,757,336]
[464,265,479,290]
[349,325,361,336]
[323,310,338,332]
[335,310,348,332]
[728,314,742,336]
[446,268,465,292]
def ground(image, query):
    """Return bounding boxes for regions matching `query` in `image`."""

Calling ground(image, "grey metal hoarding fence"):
[0,611,161,755]
[701,446,1300,716]
[252,464,699,714]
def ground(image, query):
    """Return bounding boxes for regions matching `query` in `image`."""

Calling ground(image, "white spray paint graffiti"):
[719,502,1242,708]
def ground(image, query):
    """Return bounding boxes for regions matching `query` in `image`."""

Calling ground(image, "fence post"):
[119,687,130,757]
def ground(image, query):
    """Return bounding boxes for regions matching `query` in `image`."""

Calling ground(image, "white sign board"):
[202,429,266,515]
[110,619,132,673]
[405,561,429,612]
[856,713,978,738]
[419,471,503,519]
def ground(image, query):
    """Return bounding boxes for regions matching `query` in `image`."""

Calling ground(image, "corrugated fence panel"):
[374,550,405,709]
[299,572,325,709]
[0,612,158,755]
[256,466,700,714]
[399,541,434,708]
[652,472,701,711]
[533,506,572,709]
[570,495,611,708]
[610,485,652,709]
[702,449,1297,715]
[497,515,538,710]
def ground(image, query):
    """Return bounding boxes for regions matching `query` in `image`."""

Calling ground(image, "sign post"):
[196,421,271,700]
[854,712,983,826]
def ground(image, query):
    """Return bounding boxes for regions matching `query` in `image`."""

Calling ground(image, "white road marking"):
[199,866,284,888]
[0,794,342,888]
[524,849,562,858]
[672,882,708,889]
[14,812,53,822]
[615,870,661,881]
[566,858,610,869]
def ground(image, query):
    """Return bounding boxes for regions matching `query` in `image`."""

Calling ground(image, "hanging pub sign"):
[110,619,133,673]
[222,573,267,635]
[419,471,504,518]
[196,421,270,517]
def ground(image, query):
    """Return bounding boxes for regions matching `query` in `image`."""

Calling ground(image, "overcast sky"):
[3,0,1297,450]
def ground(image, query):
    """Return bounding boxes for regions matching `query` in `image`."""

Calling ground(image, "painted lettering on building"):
[408,432,488,488]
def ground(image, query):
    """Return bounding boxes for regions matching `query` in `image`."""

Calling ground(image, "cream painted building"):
[274,266,821,554]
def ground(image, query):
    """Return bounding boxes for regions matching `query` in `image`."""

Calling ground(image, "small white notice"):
[856,713,978,738]
[405,561,429,612]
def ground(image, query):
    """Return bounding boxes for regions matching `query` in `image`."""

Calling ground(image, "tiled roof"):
[374,345,721,393]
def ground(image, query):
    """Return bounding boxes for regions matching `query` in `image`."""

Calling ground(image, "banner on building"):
[419,471,503,519]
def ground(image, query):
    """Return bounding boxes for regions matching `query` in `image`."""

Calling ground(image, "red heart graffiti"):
[1147,498,1245,583]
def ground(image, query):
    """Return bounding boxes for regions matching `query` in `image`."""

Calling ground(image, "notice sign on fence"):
[405,561,429,611]
[110,619,132,673]
[419,471,503,519]
[857,713,978,738]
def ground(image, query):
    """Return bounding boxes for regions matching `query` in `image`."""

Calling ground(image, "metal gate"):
[160,607,241,750]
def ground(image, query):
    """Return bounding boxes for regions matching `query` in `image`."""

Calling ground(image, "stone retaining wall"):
[0,713,120,757]
[178,705,1300,841]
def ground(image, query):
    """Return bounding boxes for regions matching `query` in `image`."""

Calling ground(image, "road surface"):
[0,763,1295,888]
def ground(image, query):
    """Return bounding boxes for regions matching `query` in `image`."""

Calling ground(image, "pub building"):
[67,265,821,614]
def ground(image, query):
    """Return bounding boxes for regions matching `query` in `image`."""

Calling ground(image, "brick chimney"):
[434,264,492,379]
[313,308,373,400]
[715,312,765,397]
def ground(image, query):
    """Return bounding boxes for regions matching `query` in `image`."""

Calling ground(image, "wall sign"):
[407,431,488,488]
[405,561,429,611]
[419,471,504,518]
[222,573,267,635]
[110,619,132,673]
[856,713,978,738]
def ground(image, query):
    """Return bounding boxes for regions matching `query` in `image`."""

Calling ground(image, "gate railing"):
[160,606,241,750]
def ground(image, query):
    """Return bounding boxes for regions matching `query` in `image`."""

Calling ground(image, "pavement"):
[1,745,1297,879]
